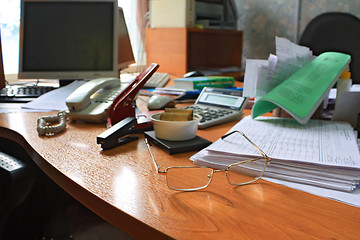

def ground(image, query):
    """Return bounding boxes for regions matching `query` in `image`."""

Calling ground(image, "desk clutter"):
[144,87,248,128]
[120,72,170,89]
[150,108,201,141]
[236,37,360,206]
[144,130,211,155]
[21,46,358,203]
[173,76,235,90]
[244,37,351,125]
[191,116,360,193]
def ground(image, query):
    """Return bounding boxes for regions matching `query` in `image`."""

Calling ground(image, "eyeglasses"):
[144,130,271,191]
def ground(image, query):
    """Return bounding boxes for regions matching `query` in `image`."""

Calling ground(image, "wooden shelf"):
[145,28,243,77]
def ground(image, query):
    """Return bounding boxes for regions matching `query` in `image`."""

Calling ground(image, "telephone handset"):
[37,78,121,135]
[37,63,159,136]
[65,78,122,123]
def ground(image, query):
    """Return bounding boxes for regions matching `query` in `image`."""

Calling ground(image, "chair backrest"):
[299,12,360,83]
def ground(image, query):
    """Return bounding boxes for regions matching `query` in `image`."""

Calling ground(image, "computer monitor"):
[18,0,122,80]
[117,7,135,70]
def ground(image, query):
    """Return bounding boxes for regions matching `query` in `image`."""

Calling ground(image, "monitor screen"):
[117,7,135,70]
[18,0,120,80]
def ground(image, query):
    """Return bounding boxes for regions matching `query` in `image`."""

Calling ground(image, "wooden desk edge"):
[1,109,359,240]
[0,126,173,240]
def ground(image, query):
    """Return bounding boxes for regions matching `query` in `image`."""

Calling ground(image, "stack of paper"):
[190,116,360,192]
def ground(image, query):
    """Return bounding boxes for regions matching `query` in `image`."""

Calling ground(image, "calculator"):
[183,87,248,129]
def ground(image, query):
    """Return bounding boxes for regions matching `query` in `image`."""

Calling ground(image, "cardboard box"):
[150,0,195,28]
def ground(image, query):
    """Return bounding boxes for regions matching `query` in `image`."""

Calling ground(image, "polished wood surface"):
[0,108,359,240]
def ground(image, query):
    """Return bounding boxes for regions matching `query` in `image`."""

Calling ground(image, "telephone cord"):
[37,111,67,136]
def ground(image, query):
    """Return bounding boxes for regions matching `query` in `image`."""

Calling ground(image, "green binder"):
[252,52,351,124]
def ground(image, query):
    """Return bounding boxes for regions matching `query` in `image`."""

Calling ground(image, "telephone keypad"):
[93,87,121,103]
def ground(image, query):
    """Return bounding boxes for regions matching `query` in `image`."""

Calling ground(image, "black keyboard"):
[0,85,57,103]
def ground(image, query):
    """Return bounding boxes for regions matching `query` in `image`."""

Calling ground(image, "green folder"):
[252,52,351,124]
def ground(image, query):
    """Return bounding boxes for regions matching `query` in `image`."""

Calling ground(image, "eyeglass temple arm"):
[144,138,167,173]
[221,130,271,161]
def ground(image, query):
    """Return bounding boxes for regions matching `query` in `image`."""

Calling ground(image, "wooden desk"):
[0,109,359,239]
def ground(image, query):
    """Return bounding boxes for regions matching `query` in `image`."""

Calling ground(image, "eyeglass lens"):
[227,158,267,185]
[166,167,213,191]
[165,157,267,191]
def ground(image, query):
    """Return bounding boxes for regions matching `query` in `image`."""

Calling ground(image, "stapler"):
[97,111,156,149]
[97,63,159,150]
[97,116,152,150]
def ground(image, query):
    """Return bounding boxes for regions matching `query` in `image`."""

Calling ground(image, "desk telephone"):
[65,78,123,123]
[37,63,159,139]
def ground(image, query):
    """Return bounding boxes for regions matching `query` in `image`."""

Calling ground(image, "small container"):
[150,113,202,141]
[336,71,352,105]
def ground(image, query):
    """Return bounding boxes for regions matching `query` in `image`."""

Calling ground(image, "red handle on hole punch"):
[106,63,159,127]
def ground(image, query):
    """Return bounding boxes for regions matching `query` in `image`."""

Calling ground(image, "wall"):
[2,1,360,74]
[234,0,360,66]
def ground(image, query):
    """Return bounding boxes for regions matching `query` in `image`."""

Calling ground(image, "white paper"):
[205,116,359,167]
[243,37,314,99]
[21,80,86,111]
[191,116,360,192]
[243,59,268,97]
[264,177,360,208]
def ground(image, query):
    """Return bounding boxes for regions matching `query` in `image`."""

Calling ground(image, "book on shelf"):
[190,116,360,193]
[251,52,351,125]
[173,76,235,90]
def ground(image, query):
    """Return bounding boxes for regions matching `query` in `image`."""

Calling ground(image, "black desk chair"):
[299,12,360,84]
[0,142,37,240]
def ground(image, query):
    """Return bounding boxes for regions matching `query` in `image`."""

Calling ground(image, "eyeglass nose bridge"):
[211,169,227,178]
[205,169,226,180]
[208,168,238,187]
[204,169,222,181]
[214,168,239,185]
[203,169,227,189]
[213,169,226,174]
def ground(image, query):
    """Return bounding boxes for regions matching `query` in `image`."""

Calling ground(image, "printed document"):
[243,36,313,99]
[191,116,360,192]
[191,116,360,206]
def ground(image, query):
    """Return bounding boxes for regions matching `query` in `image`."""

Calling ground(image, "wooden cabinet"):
[145,28,243,76]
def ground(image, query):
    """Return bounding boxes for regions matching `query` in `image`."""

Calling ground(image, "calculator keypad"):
[184,105,240,129]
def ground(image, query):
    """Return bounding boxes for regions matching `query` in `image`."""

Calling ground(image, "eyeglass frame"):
[144,130,271,191]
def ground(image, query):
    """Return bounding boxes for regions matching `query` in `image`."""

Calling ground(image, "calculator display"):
[204,94,238,105]
[197,88,246,110]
